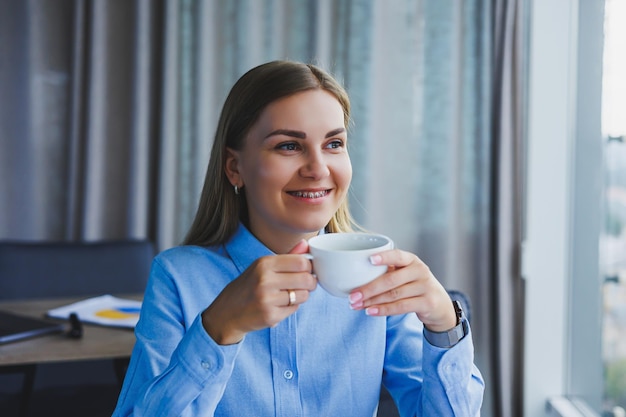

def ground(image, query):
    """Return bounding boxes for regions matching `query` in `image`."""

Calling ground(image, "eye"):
[276,142,301,151]
[325,139,345,150]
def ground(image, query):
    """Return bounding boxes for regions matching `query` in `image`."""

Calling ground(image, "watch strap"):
[423,299,468,348]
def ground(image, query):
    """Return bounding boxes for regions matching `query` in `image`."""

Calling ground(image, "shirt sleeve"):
[383,314,485,416]
[112,259,241,417]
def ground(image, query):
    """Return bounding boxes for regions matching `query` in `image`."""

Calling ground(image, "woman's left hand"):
[348,249,458,332]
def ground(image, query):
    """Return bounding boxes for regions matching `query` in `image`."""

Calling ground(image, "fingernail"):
[365,307,379,316]
[349,292,363,304]
[369,255,382,265]
[349,301,362,310]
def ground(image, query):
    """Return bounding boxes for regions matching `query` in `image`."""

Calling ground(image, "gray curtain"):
[491,1,526,416]
[0,0,163,241]
[0,0,526,416]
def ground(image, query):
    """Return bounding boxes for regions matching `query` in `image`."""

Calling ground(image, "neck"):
[250,226,320,254]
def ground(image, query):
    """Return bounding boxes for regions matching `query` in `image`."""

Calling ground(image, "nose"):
[299,149,330,179]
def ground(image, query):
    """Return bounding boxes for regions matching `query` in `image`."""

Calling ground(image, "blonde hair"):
[184,60,358,247]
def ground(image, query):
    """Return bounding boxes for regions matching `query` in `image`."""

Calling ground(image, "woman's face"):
[226,89,352,247]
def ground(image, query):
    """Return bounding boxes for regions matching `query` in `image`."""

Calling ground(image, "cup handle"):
[302,254,317,278]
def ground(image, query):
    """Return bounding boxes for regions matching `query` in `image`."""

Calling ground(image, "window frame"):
[523,0,605,416]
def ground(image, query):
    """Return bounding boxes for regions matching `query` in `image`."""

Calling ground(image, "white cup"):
[305,232,394,298]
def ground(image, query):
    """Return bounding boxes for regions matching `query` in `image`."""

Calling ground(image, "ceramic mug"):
[305,232,394,298]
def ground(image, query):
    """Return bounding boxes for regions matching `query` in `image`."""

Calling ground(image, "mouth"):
[287,190,331,199]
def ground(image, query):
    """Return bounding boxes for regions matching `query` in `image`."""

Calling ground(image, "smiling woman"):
[111,60,484,417]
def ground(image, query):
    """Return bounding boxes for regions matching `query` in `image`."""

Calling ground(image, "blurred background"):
[0,1,623,416]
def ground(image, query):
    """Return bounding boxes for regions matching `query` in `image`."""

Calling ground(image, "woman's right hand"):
[201,239,317,345]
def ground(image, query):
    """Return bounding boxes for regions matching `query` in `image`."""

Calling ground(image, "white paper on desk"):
[46,295,142,329]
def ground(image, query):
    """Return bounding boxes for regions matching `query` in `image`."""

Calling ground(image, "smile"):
[288,190,330,198]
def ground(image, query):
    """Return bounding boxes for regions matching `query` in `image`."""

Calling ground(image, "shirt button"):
[283,370,294,380]
[201,361,211,370]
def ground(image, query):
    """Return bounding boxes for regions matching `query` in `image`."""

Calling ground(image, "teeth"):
[292,191,328,198]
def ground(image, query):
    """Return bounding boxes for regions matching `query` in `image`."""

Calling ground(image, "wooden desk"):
[0,295,140,367]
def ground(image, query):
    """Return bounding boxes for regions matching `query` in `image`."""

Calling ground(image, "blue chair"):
[0,239,155,417]
[0,240,154,300]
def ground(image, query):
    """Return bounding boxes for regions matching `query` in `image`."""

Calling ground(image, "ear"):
[224,147,242,187]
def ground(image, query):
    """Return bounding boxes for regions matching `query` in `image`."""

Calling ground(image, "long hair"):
[183,60,358,247]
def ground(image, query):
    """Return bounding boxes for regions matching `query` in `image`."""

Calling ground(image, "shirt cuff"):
[172,314,241,387]
[422,322,475,384]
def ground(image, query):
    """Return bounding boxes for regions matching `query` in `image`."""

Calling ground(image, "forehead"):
[255,90,345,131]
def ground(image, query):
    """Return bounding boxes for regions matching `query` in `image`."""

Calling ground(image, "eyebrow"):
[264,127,346,140]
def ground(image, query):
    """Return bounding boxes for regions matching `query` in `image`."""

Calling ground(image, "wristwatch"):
[423,300,468,348]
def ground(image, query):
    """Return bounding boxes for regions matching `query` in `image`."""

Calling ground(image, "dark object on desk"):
[0,311,64,344]
[66,313,83,339]
[0,239,155,417]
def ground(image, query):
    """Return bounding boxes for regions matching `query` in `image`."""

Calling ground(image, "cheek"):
[337,156,353,189]
[244,158,295,188]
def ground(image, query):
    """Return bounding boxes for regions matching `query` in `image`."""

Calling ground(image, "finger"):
[288,239,310,254]
[364,279,425,307]
[277,271,318,292]
[362,276,456,327]
[280,288,312,307]
[363,295,420,317]
[257,254,312,274]
[348,251,429,310]
[359,259,426,302]
[369,248,419,269]
[369,291,457,331]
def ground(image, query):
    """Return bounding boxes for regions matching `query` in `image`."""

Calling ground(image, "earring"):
[234,185,239,195]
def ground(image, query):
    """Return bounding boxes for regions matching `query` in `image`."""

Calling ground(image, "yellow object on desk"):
[46,294,142,328]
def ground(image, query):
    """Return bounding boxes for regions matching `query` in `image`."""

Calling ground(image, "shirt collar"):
[224,223,326,274]
[224,223,273,274]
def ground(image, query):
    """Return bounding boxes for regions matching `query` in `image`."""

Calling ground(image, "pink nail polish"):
[349,292,363,304]
[369,255,382,265]
[365,307,379,316]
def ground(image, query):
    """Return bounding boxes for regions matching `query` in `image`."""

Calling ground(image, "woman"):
[113,60,484,416]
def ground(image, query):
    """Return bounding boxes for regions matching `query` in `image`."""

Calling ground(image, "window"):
[601,0,626,414]
[524,1,606,416]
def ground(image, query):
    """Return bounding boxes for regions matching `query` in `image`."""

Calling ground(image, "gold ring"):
[287,290,296,306]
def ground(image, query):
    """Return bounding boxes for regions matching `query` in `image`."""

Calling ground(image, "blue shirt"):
[113,224,484,416]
